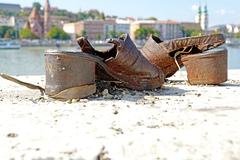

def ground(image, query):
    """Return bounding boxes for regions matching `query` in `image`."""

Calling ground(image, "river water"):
[0,45,239,75]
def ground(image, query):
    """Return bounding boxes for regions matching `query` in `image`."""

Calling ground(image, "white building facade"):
[115,19,131,34]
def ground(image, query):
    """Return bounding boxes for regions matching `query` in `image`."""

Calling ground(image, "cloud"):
[191,4,199,11]
[216,9,238,16]
[216,9,227,15]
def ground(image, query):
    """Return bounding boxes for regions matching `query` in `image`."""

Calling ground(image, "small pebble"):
[113,110,119,115]
[66,99,72,104]
[71,99,80,103]
[7,133,18,138]
[102,89,109,96]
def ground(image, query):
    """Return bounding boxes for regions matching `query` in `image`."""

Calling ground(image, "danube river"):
[0,45,239,75]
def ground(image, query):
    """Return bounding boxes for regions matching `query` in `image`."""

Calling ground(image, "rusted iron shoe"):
[45,50,96,100]
[182,47,228,85]
[77,34,165,90]
[141,34,225,78]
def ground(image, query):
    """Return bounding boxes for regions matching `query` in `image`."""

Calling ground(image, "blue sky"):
[1,0,239,26]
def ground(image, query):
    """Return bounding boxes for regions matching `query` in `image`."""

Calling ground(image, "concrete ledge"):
[0,70,240,159]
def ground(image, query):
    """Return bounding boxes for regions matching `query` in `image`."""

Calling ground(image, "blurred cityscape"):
[0,0,240,47]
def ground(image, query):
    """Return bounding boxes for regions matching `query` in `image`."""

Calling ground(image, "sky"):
[1,0,239,26]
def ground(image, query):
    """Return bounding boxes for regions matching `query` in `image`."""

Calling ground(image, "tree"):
[81,30,87,37]
[0,26,17,39]
[183,28,202,37]
[18,10,29,17]
[76,11,89,20]
[19,28,37,39]
[4,31,11,39]
[47,26,70,40]
[0,9,17,16]
[32,2,42,11]
[4,29,16,39]
[95,34,101,40]
[118,32,125,37]
[146,17,158,21]
[234,32,240,39]
[0,26,9,38]
[88,9,101,19]
[108,31,125,38]
[134,27,160,40]
[108,31,118,38]
[100,12,105,20]
[76,30,87,38]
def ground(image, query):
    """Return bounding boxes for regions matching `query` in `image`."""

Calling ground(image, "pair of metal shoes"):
[0,33,226,101]
[77,33,225,90]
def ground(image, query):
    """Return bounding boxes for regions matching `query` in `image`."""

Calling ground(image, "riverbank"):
[20,39,113,48]
[0,70,240,159]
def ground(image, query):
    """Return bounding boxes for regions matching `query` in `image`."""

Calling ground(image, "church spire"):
[197,4,202,24]
[201,4,208,30]
[195,1,209,31]
[44,0,51,38]
[204,4,208,29]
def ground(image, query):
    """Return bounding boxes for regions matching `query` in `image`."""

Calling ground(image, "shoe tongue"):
[77,37,85,47]
[107,38,121,46]
[151,34,163,43]
[107,34,129,47]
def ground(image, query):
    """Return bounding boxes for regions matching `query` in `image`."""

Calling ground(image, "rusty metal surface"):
[77,34,165,90]
[182,48,228,85]
[44,51,96,99]
[141,34,225,78]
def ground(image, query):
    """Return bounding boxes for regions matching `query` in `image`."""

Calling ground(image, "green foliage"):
[52,9,76,19]
[76,9,106,21]
[234,32,240,39]
[88,9,105,20]
[95,34,101,40]
[0,26,17,39]
[106,15,118,19]
[47,26,70,40]
[32,2,42,11]
[76,12,89,20]
[19,28,37,39]
[1,7,111,22]
[18,10,29,17]
[146,17,158,21]
[76,30,87,38]
[108,31,118,38]
[0,9,17,16]
[108,31,125,38]
[81,30,87,37]
[134,27,160,40]
[183,29,202,37]
[0,26,9,38]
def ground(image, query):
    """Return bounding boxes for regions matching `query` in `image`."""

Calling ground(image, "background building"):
[130,20,183,40]
[157,20,183,40]
[103,19,115,39]
[115,18,132,34]
[181,22,201,31]
[63,20,105,40]
[130,20,157,39]
[64,20,117,40]
[209,24,240,38]
[195,4,209,31]
[180,22,202,36]
[23,0,51,38]
[44,0,51,37]
[0,16,16,27]
[0,3,21,13]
